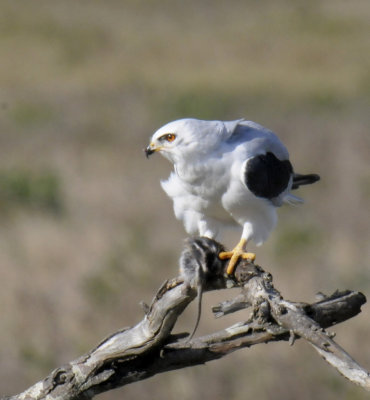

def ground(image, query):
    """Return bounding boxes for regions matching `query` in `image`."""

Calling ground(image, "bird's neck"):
[173,150,220,184]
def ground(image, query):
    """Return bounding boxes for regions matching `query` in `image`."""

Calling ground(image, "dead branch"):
[3,237,368,400]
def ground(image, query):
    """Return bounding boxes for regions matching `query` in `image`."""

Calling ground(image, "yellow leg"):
[219,238,256,275]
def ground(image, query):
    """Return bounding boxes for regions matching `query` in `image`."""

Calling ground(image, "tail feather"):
[292,173,320,190]
[284,193,304,205]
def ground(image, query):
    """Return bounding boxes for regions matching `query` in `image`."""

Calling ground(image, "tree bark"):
[3,237,368,400]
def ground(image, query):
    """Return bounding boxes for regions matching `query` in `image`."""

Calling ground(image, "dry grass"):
[0,1,369,399]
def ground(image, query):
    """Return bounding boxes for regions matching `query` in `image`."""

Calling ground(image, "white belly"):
[162,157,277,245]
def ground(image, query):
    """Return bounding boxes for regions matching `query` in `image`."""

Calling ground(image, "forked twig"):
[3,238,368,400]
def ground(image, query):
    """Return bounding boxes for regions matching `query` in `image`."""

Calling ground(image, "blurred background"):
[0,0,369,399]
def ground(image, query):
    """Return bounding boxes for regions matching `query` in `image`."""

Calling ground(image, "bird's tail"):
[291,173,320,190]
[284,193,304,205]
[283,173,320,205]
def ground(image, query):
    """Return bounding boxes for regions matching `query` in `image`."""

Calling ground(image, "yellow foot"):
[219,238,256,275]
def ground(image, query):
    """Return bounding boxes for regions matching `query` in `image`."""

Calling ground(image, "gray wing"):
[225,120,319,199]
[226,120,290,161]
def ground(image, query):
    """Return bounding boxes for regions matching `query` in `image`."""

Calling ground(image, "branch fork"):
[4,237,368,400]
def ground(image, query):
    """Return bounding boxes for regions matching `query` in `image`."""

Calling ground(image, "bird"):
[145,118,319,275]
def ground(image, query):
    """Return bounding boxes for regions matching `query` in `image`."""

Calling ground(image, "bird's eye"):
[166,134,176,142]
[160,133,176,143]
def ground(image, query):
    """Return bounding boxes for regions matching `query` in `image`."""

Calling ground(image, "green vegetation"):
[20,343,56,374]
[83,252,126,308]
[0,169,63,214]
[10,102,55,127]
[274,223,322,258]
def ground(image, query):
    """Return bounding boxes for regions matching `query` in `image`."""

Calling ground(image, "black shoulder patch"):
[245,152,293,199]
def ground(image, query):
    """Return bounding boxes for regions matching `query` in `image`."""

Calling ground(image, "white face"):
[145,119,193,163]
[145,131,178,160]
[145,118,225,163]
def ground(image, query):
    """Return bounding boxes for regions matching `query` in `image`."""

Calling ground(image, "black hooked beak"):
[144,145,155,158]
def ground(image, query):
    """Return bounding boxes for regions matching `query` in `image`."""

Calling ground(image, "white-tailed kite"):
[145,118,319,275]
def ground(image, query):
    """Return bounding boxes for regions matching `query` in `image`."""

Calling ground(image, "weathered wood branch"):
[3,238,368,400]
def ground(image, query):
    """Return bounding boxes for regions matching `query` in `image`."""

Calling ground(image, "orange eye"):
[159,133,176,143]
[165,133,176,142]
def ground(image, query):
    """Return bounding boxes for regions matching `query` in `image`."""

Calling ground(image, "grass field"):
[1,1,369,399]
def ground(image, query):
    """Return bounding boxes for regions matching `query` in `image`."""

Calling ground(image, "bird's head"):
[145,118,228,164]
[145,120,182,162]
